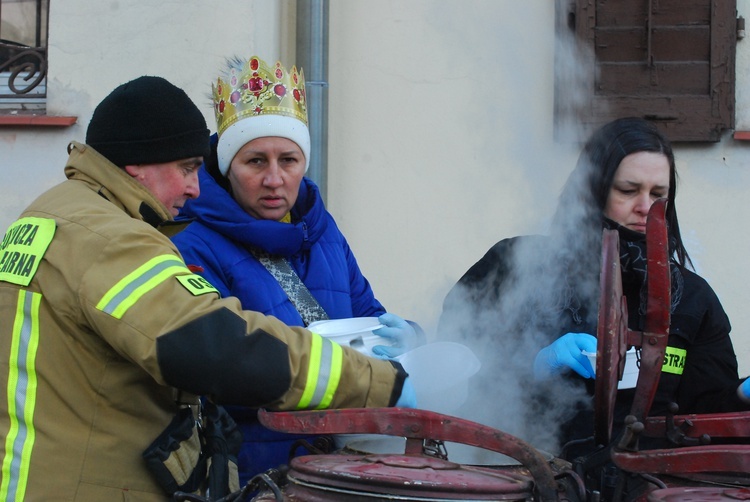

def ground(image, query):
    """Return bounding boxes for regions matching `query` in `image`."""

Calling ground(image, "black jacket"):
[437,227,748,454]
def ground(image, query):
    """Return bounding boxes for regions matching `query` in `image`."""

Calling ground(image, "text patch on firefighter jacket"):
[176,273,219,297]
[0,217,55,287]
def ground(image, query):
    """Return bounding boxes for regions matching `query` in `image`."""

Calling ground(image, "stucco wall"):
[1,0,749,376]
[1,0,290,234]
[327,0,750,376]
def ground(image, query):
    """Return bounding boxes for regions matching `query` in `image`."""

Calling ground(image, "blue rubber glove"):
[533,332,597,381]
[372,313,417,358]
[395,377,417,408]
[738,379,750,403]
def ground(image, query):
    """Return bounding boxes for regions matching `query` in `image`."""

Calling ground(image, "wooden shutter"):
[556,0,737,142]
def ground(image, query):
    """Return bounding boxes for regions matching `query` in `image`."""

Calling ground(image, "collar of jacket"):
[180,168,329,256]
[64,141,188,236]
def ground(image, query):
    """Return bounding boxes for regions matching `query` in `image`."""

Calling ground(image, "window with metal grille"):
[0,0,48,112]
[555,0,738,142]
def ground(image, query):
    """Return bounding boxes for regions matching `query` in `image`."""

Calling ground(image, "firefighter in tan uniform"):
[0,76,413,501]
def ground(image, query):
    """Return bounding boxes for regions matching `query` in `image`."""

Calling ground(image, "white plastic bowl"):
[395,341,481,415]
[308,317,387,356]
[583,348,640,389]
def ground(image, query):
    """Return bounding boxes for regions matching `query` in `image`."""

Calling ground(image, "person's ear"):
[123,165,143,180]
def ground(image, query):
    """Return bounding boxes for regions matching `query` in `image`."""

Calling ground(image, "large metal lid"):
[287,453,534,500]
[647,486,750,501]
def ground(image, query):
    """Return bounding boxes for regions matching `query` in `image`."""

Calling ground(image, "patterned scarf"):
[604,218,684,317]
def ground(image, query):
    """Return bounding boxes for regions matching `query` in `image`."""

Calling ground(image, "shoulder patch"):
[0,217,56,286]
[176,273,220,297]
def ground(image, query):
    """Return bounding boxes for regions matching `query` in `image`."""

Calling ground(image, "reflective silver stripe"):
[98,257,186,317]
[307,337,334,409]
[1,290,41,500]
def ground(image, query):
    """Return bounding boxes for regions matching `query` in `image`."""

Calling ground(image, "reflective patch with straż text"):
[662,346,686,375]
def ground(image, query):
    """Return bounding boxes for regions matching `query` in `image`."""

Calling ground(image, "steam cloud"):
[435,16,603,456]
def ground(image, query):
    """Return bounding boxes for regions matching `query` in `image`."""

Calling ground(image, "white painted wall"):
[1,0,749,376]
[327,0,750,377]
[1,0,290,235]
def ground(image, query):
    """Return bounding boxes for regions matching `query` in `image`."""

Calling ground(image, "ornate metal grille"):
[0,43,46,96]
[0,0,49,109]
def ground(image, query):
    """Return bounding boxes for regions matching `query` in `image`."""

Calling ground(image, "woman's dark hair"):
[554,117,691,268]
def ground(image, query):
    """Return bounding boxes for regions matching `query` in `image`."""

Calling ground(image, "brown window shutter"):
[556,0,737,142]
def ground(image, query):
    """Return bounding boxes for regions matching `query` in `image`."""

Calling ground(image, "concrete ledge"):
[0,115,77,127]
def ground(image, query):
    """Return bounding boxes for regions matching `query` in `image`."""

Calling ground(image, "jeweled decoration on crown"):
[212,56,307,135]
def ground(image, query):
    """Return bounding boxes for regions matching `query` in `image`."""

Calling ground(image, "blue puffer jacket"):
[172,162,386,485]
[174,170,384,324]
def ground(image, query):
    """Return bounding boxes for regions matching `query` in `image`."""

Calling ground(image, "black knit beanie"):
[86,76,210,167]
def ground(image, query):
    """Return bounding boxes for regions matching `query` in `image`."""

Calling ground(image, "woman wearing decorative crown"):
[172,55,421,487]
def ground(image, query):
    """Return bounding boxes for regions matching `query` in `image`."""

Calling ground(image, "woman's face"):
[226,137,306,221]
[604,151,670,233]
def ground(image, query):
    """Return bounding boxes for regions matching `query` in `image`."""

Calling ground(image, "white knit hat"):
[217,114,311,176]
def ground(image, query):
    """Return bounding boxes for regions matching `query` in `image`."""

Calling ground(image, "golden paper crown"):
[212,56,307,136]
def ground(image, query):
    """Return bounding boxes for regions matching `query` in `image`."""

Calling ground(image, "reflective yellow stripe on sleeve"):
[96,255,189,319]
[1,290,41,501]
[296,332,343,410]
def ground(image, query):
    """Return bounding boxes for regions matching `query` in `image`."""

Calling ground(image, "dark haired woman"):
[437,117,749,468]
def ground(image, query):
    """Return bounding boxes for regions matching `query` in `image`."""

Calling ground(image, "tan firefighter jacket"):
[0,142,405,501]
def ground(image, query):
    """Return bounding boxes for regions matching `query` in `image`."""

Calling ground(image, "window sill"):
[733,131,750,141]
[0,114,77,127]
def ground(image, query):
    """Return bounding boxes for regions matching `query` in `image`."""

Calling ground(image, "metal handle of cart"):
[258,406,560,501]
